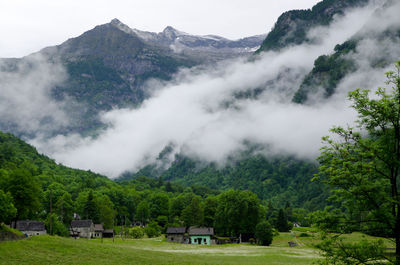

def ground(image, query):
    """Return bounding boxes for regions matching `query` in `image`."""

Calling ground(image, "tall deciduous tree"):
[169,193,194,220]
[96,195,114,229]
[7,163,42,220]
[83,190,99,222]
[0,189,16,223]
[45,213,69,236]
[181,197,204,227]
[55,192,74,226]
[136,201,150,225]
[43,182,66,214]
[215,190,261,237]
[315,62,400,264]
[203,196,218,227]
[148,193,169,219]
[125,189,140,223]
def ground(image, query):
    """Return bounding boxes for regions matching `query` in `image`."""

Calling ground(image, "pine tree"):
[276,209,290,232]
[83,190,99,222]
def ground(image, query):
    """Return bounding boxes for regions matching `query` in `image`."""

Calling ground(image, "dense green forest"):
[0,131,312,238]
[121,154,327,211]
[292,29,400,104]
[292,40,358,103]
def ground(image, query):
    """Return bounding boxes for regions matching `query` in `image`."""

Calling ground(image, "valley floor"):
[0,232,320,265]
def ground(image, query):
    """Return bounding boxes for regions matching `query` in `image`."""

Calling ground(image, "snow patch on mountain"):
[108,18,266,55]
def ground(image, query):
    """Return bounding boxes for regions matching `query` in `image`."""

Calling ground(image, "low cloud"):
[0,54,69,136]
[32,1,400,178]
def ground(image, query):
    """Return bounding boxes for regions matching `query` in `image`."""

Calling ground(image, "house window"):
[171,237,174,241]
[36,233,39,235]
[204,238,207,244]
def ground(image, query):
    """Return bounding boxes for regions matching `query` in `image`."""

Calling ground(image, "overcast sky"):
[0,0,320,58]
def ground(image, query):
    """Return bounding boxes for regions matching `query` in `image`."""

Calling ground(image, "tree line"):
[0,135,304,243]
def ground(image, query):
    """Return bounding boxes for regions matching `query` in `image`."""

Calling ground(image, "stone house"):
[94,224,104,238]
[15,220,46,236]
[166,227,188,243]
[103,229,114,238]
[188,227,214,245]
[70,220,94,238]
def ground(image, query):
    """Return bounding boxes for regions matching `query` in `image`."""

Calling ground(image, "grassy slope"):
[0,225,24,241]
[0,233,320,265]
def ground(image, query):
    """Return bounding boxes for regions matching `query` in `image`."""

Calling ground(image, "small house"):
[15,220,46,236]
[166,227,188,243]
[94,224,104,238]
[70,220,94,238]
[188,227,214,245]
[103,229,114,238]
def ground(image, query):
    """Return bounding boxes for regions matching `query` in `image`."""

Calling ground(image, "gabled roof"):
[16,220,46,231]
[166,227,186,234]
[71,220,93,228]
[94,224,104,232]
[188,227,214,236]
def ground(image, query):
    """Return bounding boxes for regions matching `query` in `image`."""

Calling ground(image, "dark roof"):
[166,227,186,234]
[94,224,104,232]
[71,220,93,228]
[16,220,46,231]
[103,229,114,234]
[188,227,214,236]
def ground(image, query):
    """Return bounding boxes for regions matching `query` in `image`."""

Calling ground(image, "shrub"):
[156,215,168,232]
[129,226,145,239]
[299,232,311,237]
[255,221,273,246]
[145,221,161,238]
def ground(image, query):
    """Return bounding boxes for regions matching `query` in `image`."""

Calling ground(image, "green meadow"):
[0,231,394,265]
[0,232,320,265]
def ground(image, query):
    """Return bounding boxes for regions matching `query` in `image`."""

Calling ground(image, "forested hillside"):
[256,0,369,52]
[293,13,400,103]
[292,40,358,103]
[0,131,310,238]
[121,154,326,211]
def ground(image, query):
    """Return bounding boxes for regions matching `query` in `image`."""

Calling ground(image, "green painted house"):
[188,227,214,245]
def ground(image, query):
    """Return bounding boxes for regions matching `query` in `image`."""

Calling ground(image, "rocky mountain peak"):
[110,18,122,25]
[108,18,134,35]
[162,26,187,40]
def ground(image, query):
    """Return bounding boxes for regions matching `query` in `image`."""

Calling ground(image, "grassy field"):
[0,231,394,265]
[0,232,320,265]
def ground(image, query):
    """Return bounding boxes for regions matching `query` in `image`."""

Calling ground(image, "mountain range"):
[38,18,265,108]
[0,19,265,136]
